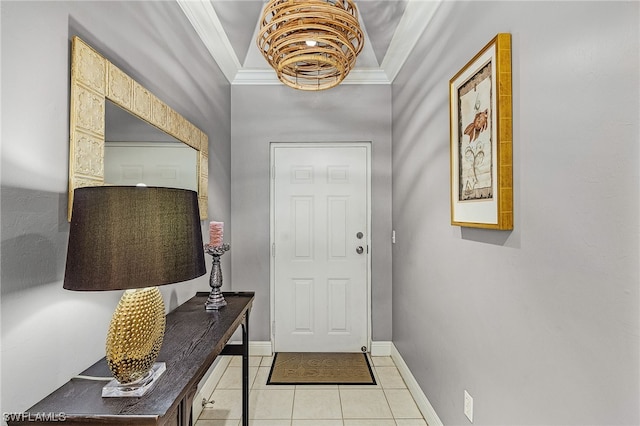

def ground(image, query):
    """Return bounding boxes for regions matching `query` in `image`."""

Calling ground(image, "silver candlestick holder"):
[204,243,230,310]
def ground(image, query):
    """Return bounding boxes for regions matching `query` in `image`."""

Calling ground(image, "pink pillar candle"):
[209,221,224,247]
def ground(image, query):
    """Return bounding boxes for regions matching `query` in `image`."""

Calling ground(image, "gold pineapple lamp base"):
[102,287,166,397]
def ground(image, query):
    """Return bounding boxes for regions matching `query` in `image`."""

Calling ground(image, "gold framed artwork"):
[450,33,513,230]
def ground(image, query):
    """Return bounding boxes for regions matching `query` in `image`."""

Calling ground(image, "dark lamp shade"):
[64,186,206,291]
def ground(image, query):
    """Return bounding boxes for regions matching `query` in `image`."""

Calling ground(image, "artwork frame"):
[450,33,513,230]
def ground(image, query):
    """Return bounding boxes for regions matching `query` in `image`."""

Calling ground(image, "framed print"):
[450,33,513,230]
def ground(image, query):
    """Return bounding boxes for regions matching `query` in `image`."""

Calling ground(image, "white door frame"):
[269,142,372,353]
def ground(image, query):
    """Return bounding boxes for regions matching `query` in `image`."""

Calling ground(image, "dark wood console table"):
[8,292,254,426]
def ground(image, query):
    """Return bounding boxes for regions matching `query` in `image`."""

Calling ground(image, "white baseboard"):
[248,341,273,357]
[390,343,443,426]
[192,341,273,419]
[370,340,393,356]
[225,340,273,357]
[192,356,231,422]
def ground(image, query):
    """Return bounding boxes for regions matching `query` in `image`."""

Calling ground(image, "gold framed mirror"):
[68,36,208,221]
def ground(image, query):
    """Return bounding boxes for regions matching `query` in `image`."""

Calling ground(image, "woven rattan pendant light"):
[257,0,364,91]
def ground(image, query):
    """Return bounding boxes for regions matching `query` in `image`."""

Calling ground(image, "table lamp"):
[63,186,206,397]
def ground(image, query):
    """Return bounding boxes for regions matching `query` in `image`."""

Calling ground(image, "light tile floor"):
[196,356,427,426]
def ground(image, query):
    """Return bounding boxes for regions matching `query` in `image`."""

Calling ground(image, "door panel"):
[293,279,314,332]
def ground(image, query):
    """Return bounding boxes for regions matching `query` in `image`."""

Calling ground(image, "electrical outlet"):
[464,390,474,423]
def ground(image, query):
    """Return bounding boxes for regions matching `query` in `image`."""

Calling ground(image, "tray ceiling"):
[177,0,441,85]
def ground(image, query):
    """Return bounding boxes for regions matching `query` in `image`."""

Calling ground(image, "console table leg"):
[242,311,250,426]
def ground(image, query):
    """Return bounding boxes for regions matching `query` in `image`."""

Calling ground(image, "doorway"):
[270,143,371,352]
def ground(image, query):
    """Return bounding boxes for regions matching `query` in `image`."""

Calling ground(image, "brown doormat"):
[267,352,376,385]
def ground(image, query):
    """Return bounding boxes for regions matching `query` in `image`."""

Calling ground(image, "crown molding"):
[381,0,442,82]
[176,0,240,83]
[232,69,280,85]
[232,69,390,86]
[344,69,391,85]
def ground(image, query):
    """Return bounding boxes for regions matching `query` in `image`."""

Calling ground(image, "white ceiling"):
[177,0,442,86]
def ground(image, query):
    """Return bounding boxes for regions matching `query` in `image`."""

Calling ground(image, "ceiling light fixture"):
[257,0,364,91]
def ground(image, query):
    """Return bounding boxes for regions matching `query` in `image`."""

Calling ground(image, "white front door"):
[271,143,370,353]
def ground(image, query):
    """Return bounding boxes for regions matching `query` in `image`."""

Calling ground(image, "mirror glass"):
[104,101,198,191]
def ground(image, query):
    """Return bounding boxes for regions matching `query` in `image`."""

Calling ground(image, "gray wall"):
[392,1,639,425]
[0,1,230,414]
[3,1,638,423]
[231,85,393,342]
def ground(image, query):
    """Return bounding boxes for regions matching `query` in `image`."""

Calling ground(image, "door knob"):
[356,246,364,254]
